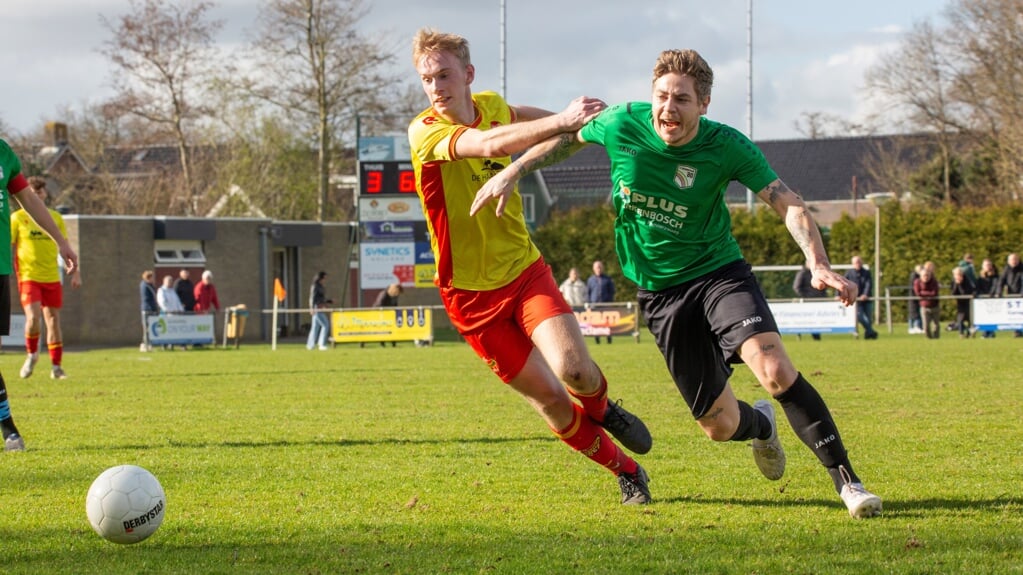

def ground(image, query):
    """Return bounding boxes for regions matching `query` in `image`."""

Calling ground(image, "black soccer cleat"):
[600,399,652,454]
[617,464,651,505]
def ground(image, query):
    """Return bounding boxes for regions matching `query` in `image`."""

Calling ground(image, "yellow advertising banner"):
[331,308,433,343]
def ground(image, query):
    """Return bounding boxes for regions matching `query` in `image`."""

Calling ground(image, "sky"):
[2,0,950,141]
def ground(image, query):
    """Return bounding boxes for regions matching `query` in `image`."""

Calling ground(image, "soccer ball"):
[85,465,166,544]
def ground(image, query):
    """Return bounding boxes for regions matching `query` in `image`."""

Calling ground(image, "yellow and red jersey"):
[408,91,540,291]
[11,207,66,283]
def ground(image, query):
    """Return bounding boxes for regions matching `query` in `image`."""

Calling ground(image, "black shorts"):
[637,260,778,419]
[0,275,10,336]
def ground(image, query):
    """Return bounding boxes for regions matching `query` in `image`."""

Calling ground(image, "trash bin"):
[226,305,249,348]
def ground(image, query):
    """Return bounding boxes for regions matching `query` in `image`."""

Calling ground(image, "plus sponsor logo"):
[471,159,505,183]
[618,184,688,231]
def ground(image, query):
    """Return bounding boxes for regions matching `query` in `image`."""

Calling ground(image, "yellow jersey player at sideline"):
[12,176,81,380]
[0,139,79,452]
[407,28,652,505]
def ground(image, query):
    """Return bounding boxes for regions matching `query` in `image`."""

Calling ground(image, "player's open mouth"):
[659,119,680,130]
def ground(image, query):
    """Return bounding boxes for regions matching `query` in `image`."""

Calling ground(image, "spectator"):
[586,260,616,344]
[845,256,878,340]
[792,264,827,340]
[998,252,1023,337]
[559,267,587,307]
[914,265,941,339]
[957,253,977,286]
[173,269,196,312]
[139,270,158,351]
[12,176,81,380]
[193,270,220,314]
[372,283,403,348]
[950,266,975,337]
[975,258,1000,339]
[307,271,331,350]
[157,275,184,313]
[907,264,924,334]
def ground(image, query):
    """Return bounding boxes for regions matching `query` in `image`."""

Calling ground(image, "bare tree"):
[99,0,223,215]
[864,21,967,204]
[944,0,1023,202]
[242,0,397,221]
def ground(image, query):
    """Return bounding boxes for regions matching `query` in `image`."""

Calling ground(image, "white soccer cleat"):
[751,400,786,481]
[19,353,38,379]
[4,433,25,452]
[839,466,882,518]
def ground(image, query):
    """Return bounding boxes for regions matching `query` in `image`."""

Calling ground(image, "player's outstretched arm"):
[454,96,604,160]
[758,178,857,305]
[470,131,588,217]
[12,186,79,273]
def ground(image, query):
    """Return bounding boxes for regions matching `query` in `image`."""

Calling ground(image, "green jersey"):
[0,140,22,275]
[580,104,777,291]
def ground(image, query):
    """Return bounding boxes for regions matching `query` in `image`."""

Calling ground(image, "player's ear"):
[465,63,475,85]
[699,95,710,114]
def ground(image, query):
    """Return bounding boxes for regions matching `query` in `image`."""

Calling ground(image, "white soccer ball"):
[85,465,166,544]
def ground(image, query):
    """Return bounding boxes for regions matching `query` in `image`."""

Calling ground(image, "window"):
[153,240,206,264]
[521,193,535,224]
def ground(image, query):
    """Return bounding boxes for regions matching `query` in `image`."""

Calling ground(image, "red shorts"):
[19,280,63,309]
[440,257,571,382]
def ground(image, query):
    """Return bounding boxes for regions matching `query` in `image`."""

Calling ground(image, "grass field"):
[1,330,1021,574]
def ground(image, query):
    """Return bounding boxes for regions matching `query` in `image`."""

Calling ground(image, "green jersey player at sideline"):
[0,139,80,452]
[470,49,882,519]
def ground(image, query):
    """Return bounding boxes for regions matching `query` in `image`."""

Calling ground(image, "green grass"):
[1,330,1021,574]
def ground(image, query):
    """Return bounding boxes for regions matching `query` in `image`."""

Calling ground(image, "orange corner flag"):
[273,278,287,302]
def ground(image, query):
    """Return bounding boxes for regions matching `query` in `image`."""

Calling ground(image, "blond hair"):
[412,28,471,67]
[652,49,714,102]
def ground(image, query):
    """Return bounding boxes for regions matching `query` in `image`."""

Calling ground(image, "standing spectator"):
[976,258,1000,297]
[559,267,587,307]
[907,264,924,334]
[950,266,975,337]
[372,283,403,348]
[139,270,158,352]
[975,258,1000,339]
[1,139,79,451]
[193,270,220,314]
[157,275,185,350]
[157,275,184,313]
[586,260,616,344]
[307,271,331,351]
[998,252,1023,337]
[845,256,879,340]
[914,265,941,339]
[12,176,80,380]
[957,253,977,286]
[792,264,827,340]
[173,269,196,313]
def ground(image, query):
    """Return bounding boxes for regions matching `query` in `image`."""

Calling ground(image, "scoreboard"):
[359,161,416,195]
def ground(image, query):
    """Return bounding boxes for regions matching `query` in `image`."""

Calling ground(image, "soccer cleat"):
[751,400,786,480]
[4,433,25,452]
[617,464,651,505]
[839,466,882,518]
[19,353,38,379]
[51,366,67,380]
[600,399,652,455]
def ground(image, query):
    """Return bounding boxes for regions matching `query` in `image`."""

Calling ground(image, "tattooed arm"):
[758,179,857,306]
[469,131,588,217]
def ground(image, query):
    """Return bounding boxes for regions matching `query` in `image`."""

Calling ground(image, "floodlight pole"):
[866,192,895,325]
[745,0,755,213]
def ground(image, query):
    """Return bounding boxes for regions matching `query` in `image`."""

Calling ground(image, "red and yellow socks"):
[552,403,637,476]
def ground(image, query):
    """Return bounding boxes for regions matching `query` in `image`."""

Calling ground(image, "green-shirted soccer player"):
[0,139,79,452]
[471,49,882,519]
